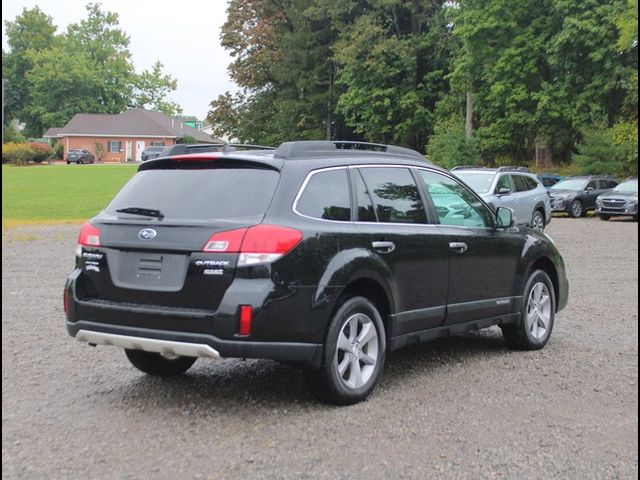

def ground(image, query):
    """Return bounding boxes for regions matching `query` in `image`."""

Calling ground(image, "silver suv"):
[451,166,552,231]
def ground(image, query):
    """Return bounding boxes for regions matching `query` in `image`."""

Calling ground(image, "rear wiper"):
[115,207,165,219]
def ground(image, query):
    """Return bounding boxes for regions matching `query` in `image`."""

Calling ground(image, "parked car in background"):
[548,176,619,218]
[140,146,165,161]
[537,173,563,189]
[63,140,568,405]
[66,149,95,164]
[595,177,638,221]
[451,166,551,231]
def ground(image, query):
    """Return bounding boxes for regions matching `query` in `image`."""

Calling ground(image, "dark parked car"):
[64,140,569,404]
[537,173,563,189]
[140,146,165,161]
[66,149,95,164]
[595,178,638,221]
[549,175,619,218]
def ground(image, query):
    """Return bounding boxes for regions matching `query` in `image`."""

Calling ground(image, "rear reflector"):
[202,225,302,265]
[63,288,69,316]
[78,222,101,247]
[238,305,253,336]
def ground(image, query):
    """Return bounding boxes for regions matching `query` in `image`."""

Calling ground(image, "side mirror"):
[586,186,595,191]
[496,207,514,228]
[496,187,511,195]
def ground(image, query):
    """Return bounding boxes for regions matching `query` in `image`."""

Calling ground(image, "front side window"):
[419,170,493,228]
[495,175,513,193]
[359,167,426,224]
[296,169,351,221]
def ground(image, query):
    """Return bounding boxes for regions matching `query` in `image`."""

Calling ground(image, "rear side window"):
[296,169,351,221]
[360,167,426,224]
[513,175,536,192]
[106,168,279,221]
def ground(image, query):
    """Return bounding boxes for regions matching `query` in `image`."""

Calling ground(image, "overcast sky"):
[2,0,238,120]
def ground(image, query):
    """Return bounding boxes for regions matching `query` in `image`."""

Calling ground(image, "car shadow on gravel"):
[104,327,511,410]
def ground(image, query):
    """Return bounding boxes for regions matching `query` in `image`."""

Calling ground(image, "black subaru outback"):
[64,141,569,404]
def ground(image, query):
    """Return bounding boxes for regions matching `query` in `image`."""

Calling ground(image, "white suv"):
[451,167,552,231]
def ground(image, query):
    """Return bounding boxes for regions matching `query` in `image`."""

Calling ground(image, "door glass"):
[296,169,351,221]
[496,175,513,193]
[512,175,531,192]
[419,170,493,227]
[360,167,426,223]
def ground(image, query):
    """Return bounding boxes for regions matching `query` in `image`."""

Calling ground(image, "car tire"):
[124,349,196,376]
[531,210,545,232]
[569,200,584,218]
[66,161,70,165]
[599,214,610,221]
[304,296,386,405]
[502,269,555,350]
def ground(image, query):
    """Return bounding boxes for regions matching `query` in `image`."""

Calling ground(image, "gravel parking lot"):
[2,217,637,479]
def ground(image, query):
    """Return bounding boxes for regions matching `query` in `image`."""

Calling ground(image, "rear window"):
[105,168,279,221]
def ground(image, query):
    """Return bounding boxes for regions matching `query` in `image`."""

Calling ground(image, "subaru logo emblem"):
[138,228,157,240]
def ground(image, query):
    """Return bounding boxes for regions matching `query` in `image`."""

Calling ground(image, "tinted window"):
[586,180,597,190]
[419,170,493,228]
[297,169,351,221]
[599,179,617,189]
[106,168,279,221]
[541,177,556,187]
[512,175,533,192]
[355,169,376,222]
[360,167,426,224]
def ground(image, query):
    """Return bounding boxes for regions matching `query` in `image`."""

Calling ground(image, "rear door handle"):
[372,241,395,254]
[449,241,468,254]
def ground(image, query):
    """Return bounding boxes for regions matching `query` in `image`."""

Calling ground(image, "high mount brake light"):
[202,225,302,266]
[78,222,101,247]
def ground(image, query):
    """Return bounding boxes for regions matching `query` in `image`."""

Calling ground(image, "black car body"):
[66,149,95,164]
[549,175,619,218]
[140,146,165,161]
[65,141,569,404]
[595,178,638,221]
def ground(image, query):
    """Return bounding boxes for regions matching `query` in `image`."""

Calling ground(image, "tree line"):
[208,0,638,174]
[3,3,182,139]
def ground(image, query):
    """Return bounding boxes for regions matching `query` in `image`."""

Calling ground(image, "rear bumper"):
[67,320,323,367]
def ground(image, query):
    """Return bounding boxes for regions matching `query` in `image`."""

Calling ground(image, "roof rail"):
[222,143,275,152]
[274,140,428,162]
[497,166,530,173]
[450,165,485,171]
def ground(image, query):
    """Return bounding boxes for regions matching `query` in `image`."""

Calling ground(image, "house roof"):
[46,109,220,143]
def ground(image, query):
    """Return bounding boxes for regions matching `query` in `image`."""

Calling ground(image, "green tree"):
[333,1,452,151]
[2,7,56,134]
[132,61,183,115]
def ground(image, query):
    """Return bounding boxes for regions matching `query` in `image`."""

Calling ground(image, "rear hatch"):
[76,160,280,311]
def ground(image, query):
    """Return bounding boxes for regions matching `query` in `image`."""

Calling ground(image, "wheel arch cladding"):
[529,257,559,312]
[334,278,393,343]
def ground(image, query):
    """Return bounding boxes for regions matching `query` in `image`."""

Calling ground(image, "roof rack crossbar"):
[274,140,428,162]
[497,166,530,172]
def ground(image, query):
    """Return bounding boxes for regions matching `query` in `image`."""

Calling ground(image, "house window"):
[151,142,165,147]
[108,141,122,153]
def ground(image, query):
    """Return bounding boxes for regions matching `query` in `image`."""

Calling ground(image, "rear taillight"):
[77,222,101,247]
[202,224,302,266]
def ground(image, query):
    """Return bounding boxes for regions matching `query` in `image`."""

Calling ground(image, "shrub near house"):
[2,142,53,165]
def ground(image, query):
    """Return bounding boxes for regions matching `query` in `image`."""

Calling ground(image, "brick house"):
[44,109,219,163]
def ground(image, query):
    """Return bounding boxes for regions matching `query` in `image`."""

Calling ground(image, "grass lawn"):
[2,163,138,226]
